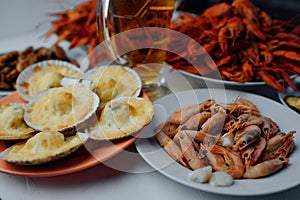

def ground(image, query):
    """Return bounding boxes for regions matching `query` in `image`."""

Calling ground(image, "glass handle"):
[97,0,128,65]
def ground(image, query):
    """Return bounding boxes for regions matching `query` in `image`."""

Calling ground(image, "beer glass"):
[97,0,175,100]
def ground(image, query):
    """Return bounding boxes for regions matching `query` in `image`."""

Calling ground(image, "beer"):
[107,0,174,66]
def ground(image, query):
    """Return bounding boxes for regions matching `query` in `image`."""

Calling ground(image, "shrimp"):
[178,131,209,170]
[242,114,263,127]
[241,136,266,167]
[223,113,248,132]
[203,145,245,179]
[168,99,214,125]
[260,131,295,161]
[233,124,261,151]
[176,112,211,133]
[201,106,226,136]
[160,121,179,138]
[156,130,187,167]
[243,157,288,179]
[225,113,262,133]
[183,130,218,145]
[260,116,279,140]
[220,98,259,116]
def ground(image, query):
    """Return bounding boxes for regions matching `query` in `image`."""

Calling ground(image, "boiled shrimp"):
[168,99,214,125]
[201,106,226,136]
[156,130,187,167]
[241,136,266,167]
[260,131,295,161]
[176,112,211,133]
[243,157,288,179]
[203,145,245,179]
[233,124,261,151]
[178,131,209,170]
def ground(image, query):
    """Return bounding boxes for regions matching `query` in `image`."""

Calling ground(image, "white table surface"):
[0,1,299,200]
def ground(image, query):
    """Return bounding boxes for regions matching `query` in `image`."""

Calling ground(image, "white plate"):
[135,88,300,196]
[278,76,300,114]
[180,70,266,87]
[0,32,87,96]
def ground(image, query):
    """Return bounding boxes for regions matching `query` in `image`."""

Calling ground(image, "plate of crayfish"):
[136,88,300,196]
[166,0,300,92]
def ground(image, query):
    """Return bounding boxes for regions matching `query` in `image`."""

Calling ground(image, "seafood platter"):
[168,0,300,91]
[135,88,300,196]
[0,0,299,196]
[0,62,154,176]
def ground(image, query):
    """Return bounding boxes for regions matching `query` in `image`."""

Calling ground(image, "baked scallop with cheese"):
[0,103,37,140]
[2,131,88,165]
[24,84,99,132]
[16,60,82,101]
[87,96,154,140]
[85,65,142,106]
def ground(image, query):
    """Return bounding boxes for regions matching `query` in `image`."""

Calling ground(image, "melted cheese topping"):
[89,97,154,140]
[5,131,87,165]
[95,78,116,104]
[88,65,141,106]
[28,64,81,98]
[27,85,97,131]
[23,131,65,153]
[0,103,35,140]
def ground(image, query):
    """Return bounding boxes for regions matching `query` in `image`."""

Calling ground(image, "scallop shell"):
[0,103,37,140]
[1,131,88,165]
[87,96,154,140]
[16,60,83,101]
[84,65,142,106]
[24,84,99,132]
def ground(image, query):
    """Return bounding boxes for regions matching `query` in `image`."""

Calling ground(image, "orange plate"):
[0,92,142,177]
